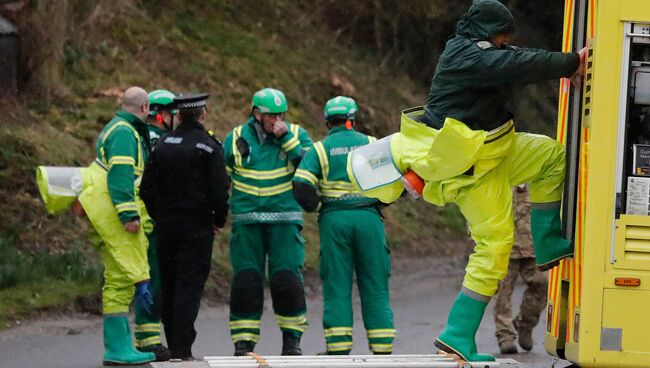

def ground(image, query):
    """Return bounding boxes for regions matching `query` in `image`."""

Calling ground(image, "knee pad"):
[270,270,306,315]
[230,269,263,315]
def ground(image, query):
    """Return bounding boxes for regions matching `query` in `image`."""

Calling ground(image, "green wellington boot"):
[103,315,155,366]
[434,293,495,362]
[530,207,573,270]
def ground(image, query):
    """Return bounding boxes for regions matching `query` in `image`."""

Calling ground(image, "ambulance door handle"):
[627,33,650,38]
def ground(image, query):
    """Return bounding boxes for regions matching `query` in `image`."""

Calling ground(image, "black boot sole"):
[538,252,574,271]
[281,350,302,356]
[103,360,153,366]
[434,338,467,361]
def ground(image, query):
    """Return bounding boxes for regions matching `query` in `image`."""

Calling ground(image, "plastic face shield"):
[36,166,84,214]
[349,134,403,191]
[38,166,83,196]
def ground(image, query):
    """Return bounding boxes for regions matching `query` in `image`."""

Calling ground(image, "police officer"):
[140,93,230,360]
[293,96,395,355]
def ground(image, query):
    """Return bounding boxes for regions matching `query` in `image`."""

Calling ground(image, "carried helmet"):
[148,89,177,116]
[252,88,287,114]
[324,96,357,121]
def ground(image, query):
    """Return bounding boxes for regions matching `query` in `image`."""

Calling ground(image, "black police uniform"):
[140,93,230,360]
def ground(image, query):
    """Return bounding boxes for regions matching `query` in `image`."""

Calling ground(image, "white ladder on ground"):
[200,354,520,368]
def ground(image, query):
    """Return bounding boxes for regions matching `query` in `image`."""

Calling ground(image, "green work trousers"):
[229,222,308,344]
[319,209,395,354]
[134,229,163,348]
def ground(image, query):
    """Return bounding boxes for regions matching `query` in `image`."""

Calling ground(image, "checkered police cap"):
[173,93,210,109]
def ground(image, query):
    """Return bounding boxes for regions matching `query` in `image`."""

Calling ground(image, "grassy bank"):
[0,0,467,327]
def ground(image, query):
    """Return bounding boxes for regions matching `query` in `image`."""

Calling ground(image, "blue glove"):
[134,280,154,315]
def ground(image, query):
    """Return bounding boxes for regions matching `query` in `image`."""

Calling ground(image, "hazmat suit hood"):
[455,0,517,40]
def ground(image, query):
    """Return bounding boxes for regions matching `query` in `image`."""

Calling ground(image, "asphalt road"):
[0,256,575,368]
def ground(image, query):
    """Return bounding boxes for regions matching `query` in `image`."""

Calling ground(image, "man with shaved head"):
[82,86,157,365]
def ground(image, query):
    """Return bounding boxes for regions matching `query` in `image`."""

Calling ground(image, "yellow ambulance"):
[546,0,650,366]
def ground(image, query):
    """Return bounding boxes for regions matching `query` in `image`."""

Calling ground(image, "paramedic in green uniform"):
[223,87,313,356]
[146,89,177,146]
[132,89,177,361]
[91,86,156,365]
[36,87,157,365]
[293,96,395,355]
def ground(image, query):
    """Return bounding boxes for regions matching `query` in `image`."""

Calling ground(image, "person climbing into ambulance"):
[348,0,586,362]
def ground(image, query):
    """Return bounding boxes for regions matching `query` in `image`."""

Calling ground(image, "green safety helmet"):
[324,96,358,121]
[251,88,287,114]
[148,89,177,116]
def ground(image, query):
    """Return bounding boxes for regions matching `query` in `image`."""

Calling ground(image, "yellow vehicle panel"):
[546,0,650,367]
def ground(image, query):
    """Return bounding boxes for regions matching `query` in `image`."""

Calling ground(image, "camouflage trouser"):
[493,257,547,343]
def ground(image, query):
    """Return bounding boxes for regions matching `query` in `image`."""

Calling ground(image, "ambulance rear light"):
[614,277,641,286]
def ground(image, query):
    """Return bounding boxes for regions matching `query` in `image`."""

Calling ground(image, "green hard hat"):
[252,88,287,114]
[148,89,176,116]
[324,96,357,121]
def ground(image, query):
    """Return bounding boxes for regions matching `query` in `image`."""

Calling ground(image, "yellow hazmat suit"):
[37,163,150,313]
[349,107,566,297]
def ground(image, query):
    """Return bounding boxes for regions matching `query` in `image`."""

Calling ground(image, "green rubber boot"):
[434,293,495,362]
[103,315,155,366]
[530,207,573,270]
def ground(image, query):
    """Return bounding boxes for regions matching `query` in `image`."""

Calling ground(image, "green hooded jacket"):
[423,0,580,130]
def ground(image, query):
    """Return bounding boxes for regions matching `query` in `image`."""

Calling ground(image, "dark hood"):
[455,0,517,40]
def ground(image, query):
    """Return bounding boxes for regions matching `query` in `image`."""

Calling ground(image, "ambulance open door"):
[546,1,650,366]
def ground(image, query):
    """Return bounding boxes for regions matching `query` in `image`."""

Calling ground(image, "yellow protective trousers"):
[79,162,150,314]
[353,108,565,297]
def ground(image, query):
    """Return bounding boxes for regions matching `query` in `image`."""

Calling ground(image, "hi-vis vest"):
[293,126,378,212]
[223,118,313,224]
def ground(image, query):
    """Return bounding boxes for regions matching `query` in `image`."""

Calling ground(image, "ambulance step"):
[169,354,521,368]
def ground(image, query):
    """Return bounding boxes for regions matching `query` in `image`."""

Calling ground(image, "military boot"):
[281,332,302,355]
[234,341,255,356]
[498,340,518,354]
[513,318,533,351]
